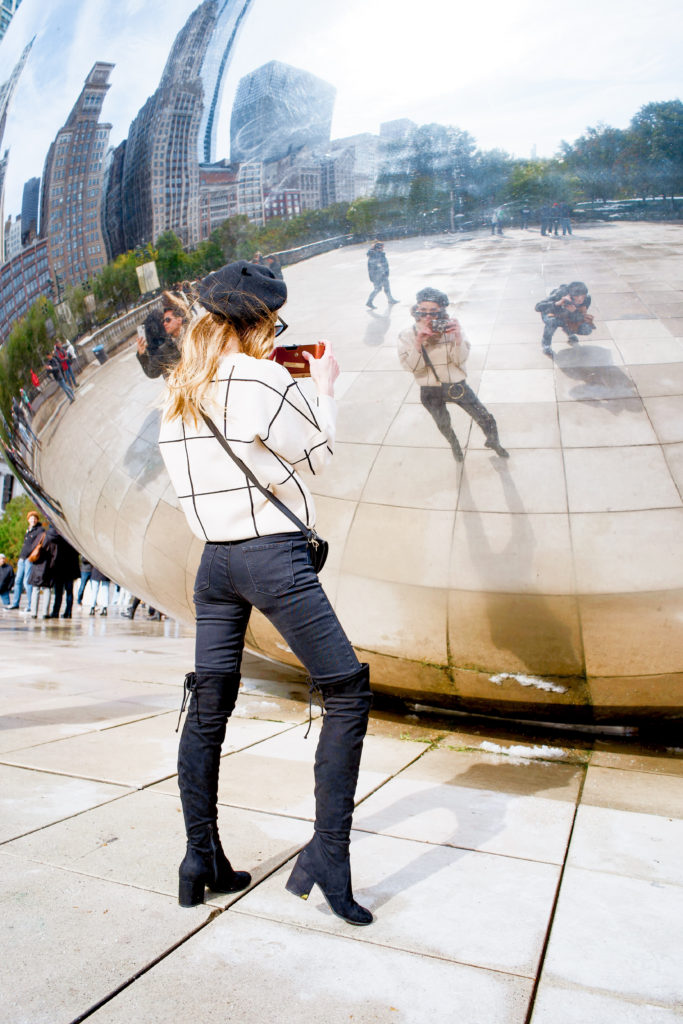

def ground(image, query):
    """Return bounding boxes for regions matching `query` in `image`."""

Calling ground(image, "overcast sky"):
[1,0,680,213]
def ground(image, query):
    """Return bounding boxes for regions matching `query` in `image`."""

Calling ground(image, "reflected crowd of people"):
[2,508,164,622]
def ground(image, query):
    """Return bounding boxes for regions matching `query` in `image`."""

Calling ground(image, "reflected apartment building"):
[39,62,113,290]
[110,0,251,255]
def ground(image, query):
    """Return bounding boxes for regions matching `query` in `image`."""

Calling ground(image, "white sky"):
[0,0,680,214]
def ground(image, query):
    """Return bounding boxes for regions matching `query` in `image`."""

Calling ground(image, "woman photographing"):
[159,260,373,925]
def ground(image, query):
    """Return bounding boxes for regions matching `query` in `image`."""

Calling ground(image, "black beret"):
[198,260,287,319]
[416,286,449,307]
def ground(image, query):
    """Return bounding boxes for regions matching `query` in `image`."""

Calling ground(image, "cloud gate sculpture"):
[1,0,682,724]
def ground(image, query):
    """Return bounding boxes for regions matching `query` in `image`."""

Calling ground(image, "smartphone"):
[136,325,147,343]
[269,342,325,377]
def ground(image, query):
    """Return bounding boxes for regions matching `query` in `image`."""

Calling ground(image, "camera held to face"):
[428,313,451,335]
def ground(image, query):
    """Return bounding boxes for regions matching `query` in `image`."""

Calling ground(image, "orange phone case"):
[269,342,325,377]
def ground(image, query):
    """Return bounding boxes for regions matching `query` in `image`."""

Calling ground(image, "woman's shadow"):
[351,755,581,912]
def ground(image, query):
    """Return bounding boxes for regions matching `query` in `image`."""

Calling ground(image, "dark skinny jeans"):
[194,532,360,686]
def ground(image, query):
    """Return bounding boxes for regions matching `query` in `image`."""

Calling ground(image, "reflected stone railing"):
[274,234,353,268]
[75,296,163,365]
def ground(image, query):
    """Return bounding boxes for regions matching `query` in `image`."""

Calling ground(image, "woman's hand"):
[303,341,339,397]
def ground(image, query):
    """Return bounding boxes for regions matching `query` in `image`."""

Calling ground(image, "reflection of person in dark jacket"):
[45,529,81,619]
[26,523,57,618]
[0,554,15,606]
[535,281,595,356]
[136,294,186,379]
[366,241,399,309]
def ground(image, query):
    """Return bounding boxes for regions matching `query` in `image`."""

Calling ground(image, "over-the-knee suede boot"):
[177,671,251,907]
[286,663,373,925]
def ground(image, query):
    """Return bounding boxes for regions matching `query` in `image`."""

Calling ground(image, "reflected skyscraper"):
[0,0,22,43]
[39,62,113,289]
[198,0,254,164]
[116,0,251,253]
[0,37,33,265]
[20,175,39,245]
[230,60,335,164]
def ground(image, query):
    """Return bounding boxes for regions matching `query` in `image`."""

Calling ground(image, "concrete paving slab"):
[153,722,425,820]
[531,982,683,1023]
[580,764,683,816]
[232,690,312,724]
[4,789,311,902]
[0,694,175,753]
[234,831,560,977]
[353,747,581,864]
[557,398,659,448]
[567,804,683,887]
[590,748,683,776]
[0,763,131,842]
[0,853,211,1024]
[85,912,532,1024]
[535,866,683,1009]
[1,712,293,787]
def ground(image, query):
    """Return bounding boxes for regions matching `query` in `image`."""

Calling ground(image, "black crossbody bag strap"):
[200,412,321,549]
[420,344,441,382]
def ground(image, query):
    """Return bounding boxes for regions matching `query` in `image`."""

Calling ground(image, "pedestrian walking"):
[366,241,399,309]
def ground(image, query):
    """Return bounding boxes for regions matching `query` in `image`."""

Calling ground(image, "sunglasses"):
[275,316,288,338]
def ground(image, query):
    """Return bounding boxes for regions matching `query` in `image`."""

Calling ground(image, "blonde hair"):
[163,302,278,426]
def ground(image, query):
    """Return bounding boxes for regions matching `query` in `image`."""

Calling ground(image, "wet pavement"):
[0,609,681,1023]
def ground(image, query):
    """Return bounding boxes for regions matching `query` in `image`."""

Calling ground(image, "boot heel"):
[179,876,206,907]
[285,859,314,900]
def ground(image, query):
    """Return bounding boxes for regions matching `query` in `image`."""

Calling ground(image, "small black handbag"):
[201,413,329,573]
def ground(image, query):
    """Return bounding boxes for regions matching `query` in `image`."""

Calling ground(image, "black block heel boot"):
[286,663,373,925]
[177,671,251,907]
[178,822,251,907]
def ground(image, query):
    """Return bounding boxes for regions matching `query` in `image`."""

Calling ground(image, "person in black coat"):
[366,241,399,309]
[136,297,185,380]
[26,523,57,618]
[45,531,81,618]
[0,554,15,606]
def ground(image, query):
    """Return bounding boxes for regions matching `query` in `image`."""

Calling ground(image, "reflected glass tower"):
[116,0,251,253]
[230,61,335,165]
[20,175,39,244]
[198,0,254,164]
[39,62,113,289]
[0,37,33,264]
[0,0,22,42]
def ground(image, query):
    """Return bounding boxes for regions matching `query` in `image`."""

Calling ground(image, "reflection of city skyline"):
[0,0,402,341]
[0,0,681,344]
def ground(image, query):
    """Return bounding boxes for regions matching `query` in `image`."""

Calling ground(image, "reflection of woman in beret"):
[159,261,374,925]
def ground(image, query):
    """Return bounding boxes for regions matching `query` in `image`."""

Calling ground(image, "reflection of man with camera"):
[534,280,595,357]
[398,287,509,461]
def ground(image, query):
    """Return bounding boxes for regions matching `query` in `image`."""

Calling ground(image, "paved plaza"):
[1,610,681,1023]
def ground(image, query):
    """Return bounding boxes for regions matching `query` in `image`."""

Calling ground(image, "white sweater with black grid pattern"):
[159,353,336,542]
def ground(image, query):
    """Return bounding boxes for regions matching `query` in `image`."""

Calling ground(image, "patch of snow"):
[479,740,567,760]
[490,672,567,694]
